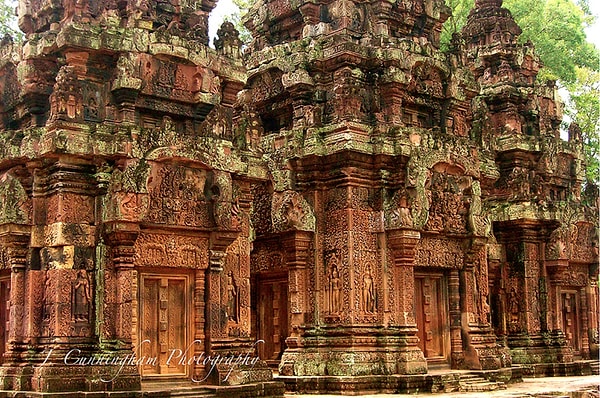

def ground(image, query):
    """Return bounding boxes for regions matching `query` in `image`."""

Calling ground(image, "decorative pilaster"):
[448,269,462,368]
[281,230,312,334]
[0,224,31,391]
[387,228,427,374]
[461,237,501,370]
[104,221,139,348]
[101,221,141,391]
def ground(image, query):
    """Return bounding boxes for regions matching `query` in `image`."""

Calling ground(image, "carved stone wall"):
[0,0,597,394]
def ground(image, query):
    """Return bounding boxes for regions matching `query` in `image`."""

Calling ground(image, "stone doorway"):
[415,272,450,365]
[255,274,288,363]
[0,276,9,364]
[138,273,189,378]
[560,290,581,354]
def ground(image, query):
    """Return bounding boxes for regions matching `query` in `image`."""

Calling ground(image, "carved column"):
[461,237,500,370]
[192,268,206,382]
[102,221,141,391]
[586,279,599,358]
[104,221,139,348]
[205,248,225,355]
[281,231,312,335]
[0,225,29,350]
[0,224,31,391]
[448,269,462,368]
[206,231,263,385]
[206,231,237,351]
[387,228,427,374]
[496,221,572,365]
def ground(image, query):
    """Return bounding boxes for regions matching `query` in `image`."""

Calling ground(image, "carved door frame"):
[414,270,451,366]
[137,270,192,379]
[0,273,9,364]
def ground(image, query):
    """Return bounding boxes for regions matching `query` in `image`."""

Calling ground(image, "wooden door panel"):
[140,275,187,377]
[415,274,449,362]
[166,279,186,374]
[141,277,160,374]
[257,277,288,361]
[258,283,274,359]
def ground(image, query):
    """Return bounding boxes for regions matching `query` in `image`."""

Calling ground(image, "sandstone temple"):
[0,0,598,396]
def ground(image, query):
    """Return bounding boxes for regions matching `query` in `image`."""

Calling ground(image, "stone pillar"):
[586,279,599,358]
[205,248,225,356]
[387,228,427,374]
[579,285,589,359]
[102,221,141,391]
[497,221,572,365]
[205,231,271,386]
[448,269,463,368]
[0,224,31,391]
[281,231,312,335]
[104,221,139,349]
[192,269,206,382]
[278,231,312,374]
[460,238,501,370]
[206,231,238,353]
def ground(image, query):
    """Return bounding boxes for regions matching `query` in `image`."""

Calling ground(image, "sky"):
[585,1,600,49]
[208,0,238,43]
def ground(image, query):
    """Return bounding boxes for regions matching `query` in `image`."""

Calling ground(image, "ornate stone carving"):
[214,21,242,58]
[468,180,491,237]
[326,252,342,314]
[415,236,463,268]
[134,233,209,268]
[72,269,91,322]
[49,65,83,122]
[145,163,212,227]
[272,190,315,232]
[0,171,30,224]
[384,188,414,229]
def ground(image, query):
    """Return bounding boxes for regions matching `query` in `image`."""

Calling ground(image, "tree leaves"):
[0,0,21,41]
[443,0,600,182]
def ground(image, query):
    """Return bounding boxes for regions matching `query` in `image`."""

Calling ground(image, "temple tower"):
[462,0,599,371]
[0,0,281,395]
[242,0,510,383]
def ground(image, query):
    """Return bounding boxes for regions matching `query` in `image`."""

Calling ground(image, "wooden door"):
[0,277,9,363]
[257,276,288,361]
[561,290,580,353]
[139,275,188,377]
[415,273,449,363]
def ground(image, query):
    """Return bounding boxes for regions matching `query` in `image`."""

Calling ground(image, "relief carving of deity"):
[328,254,342,314]
[73,270,91,322]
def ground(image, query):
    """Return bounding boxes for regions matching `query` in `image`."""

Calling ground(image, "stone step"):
[462,383,500,392]
[459,373,506,392]
[169,392,215,398]
[144,386,215,397]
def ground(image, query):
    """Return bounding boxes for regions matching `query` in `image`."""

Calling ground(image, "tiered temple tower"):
[242,0,598,386]
[462,0,599,369]
[0,0,281,395]
[0,0,597,395]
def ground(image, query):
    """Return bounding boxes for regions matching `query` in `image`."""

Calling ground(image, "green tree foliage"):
[442,0,600,182]
[503,0,597,83]
[566,67,600,182]
[222,0,252,43]
[0,0,22,41]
